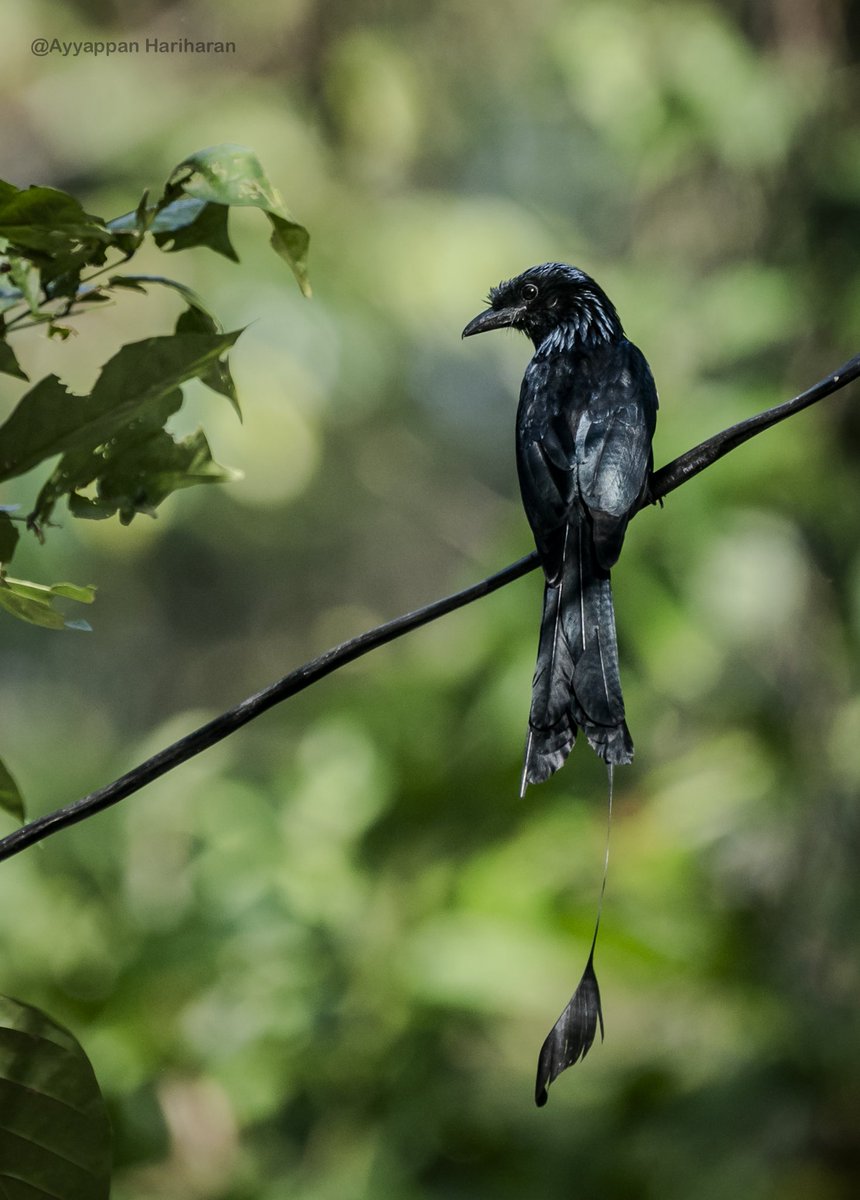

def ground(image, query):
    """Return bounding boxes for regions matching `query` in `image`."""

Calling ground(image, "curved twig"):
[1,351,858,864]
[0,553,537,862]
[648,351,860,501]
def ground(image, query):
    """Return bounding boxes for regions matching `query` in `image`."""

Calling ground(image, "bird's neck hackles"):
[532,295,624,355]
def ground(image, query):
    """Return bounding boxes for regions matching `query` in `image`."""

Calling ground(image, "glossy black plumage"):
[463,262,658,789]
[534,944,602,1106]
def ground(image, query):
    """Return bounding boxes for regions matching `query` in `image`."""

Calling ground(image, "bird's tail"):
[534,764,614,1106]
[521,515,633,795]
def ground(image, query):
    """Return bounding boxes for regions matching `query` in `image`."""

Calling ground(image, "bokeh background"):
[2,0,860,1195]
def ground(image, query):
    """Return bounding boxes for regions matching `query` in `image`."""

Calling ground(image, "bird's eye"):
[521,283,539,302]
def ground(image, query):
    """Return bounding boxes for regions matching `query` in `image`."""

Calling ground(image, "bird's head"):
[462,262,623,350]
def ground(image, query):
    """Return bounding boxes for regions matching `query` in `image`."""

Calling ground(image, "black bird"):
[463,262,657,787]
[463,262,658,1102]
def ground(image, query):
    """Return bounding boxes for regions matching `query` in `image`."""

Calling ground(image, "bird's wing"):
[574,341,658,568]
[516,355,580,582]
[517,342,657,577]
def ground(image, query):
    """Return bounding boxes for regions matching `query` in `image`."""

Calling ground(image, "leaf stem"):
[1,257,130,336]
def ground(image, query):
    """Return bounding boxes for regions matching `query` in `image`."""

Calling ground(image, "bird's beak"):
[461,305,521,338]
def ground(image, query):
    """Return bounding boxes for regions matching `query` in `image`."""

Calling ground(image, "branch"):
[0,553,537,863]
[648,351,860,501]
[1,351,858,864]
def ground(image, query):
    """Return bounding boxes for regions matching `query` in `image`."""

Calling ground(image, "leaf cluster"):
[0,144,309,632]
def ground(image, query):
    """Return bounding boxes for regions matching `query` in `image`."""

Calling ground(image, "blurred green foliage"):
[2,0,860,1196]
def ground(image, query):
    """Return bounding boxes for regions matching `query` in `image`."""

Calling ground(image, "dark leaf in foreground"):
[175,303,240,415]
[67,425,239,525]
[153,196,239,261]
[0,330,240,520]
[0,186,110,256]
[0,995,112,1198]
[535,949,604,1107]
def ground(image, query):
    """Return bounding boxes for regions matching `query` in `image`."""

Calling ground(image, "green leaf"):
[65,495,121,521]
[267,212,311,291]
[95,331,240,412]
[0,186,110,256]
[105,188,151,256]
[0,758,24,822]
[0,340,27,380]
[109,147,310,287]
[173,301,218,335]
[169,143,283,208]
[152,196,239,261]
[0,511,19,562]
[41,388,183,522]
[28,364,241,527]
[0,589,65,627]
[0,995,111,1197]
[0,581,65,629]
[0,576,95,630]
[0,329,241,490]
[36,580,96,604]
[70,426,240,525]
[166,144,311,294]
[0,186,110,304]
[8,256,41,314]
[0,375,77,481]
[175,304,240,416]
[107,273,240,409]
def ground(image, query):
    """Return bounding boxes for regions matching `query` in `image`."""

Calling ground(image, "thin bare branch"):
[648,351,860,501]
[0,554,536,862]
[1,351,858,863]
